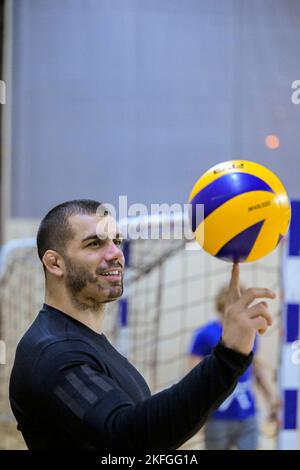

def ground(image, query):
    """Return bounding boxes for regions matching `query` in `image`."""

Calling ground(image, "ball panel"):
[189,172,274,232]
[278,203,291,237]
[188,160,289,205]
[243,162,290,238]
[188,160,245,201]
[246,215,282,262]
[215,220,265,262]
[238,160,287,196]
[194,190,279,255]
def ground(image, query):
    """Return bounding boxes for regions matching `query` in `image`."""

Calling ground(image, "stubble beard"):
[63,256,123,312]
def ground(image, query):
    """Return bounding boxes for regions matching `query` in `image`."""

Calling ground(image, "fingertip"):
[258,327,267,335]
[265,289,276,299]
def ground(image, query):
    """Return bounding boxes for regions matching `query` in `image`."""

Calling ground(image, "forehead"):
[68,213,119,242]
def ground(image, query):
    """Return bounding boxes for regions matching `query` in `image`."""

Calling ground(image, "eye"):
[114,238,123,247]
[88,239,102,247]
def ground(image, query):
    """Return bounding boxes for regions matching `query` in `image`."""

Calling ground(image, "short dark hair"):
[37,199,108,270]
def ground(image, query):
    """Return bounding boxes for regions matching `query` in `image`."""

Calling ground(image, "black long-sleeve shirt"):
[9,304,252,450]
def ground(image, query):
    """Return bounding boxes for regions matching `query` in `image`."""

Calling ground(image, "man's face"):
[61,213,125,309]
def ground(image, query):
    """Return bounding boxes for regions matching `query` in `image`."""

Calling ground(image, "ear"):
[42,250,64,278]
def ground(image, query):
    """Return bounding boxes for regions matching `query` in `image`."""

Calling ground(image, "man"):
[9,199,275,450]
[188,286,280,450]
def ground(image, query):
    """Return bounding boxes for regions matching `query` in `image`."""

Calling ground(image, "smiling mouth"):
[98,270,122,279]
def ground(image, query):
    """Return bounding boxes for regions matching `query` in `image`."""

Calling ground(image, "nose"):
[105,240,124,265]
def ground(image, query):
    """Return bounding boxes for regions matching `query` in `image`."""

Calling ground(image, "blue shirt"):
[189,321,257,420]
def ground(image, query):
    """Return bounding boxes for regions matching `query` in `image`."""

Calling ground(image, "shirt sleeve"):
[34,340,253,450]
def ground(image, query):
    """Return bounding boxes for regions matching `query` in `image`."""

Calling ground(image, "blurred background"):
[0,0,299,450]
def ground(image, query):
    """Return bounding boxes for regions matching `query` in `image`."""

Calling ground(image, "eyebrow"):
[81,233,123,244]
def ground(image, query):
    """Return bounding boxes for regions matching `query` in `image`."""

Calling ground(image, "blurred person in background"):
[188,285,280,450]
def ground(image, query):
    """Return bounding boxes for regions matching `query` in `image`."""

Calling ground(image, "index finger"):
[239,288,276,307]
[228,263,240,302]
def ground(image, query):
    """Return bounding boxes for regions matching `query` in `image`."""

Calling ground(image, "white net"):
[0,217,283,449]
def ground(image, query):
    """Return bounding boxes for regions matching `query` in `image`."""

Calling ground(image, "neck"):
[45,290,106,334]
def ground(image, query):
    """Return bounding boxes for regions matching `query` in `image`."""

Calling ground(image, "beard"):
[63,255,123,311]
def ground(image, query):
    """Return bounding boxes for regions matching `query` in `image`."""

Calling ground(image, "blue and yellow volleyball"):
[188,160,291,263]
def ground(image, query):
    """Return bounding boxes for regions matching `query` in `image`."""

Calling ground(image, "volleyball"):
[188,160,291,263]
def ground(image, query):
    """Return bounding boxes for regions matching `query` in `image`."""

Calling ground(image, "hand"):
[222,263,276,355]
[267,396,281,422]
[262,396,281,438]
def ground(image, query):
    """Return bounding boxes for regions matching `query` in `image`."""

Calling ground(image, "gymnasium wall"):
[7,0,300,221]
